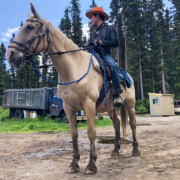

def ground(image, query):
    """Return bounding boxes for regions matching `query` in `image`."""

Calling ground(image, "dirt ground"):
[0,116,180,180]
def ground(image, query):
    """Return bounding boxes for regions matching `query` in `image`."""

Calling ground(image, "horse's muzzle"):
[7,48,24,68]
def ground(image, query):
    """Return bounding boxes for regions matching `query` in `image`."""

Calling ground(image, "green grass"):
[0,107,9,121]
[0,107,113,133]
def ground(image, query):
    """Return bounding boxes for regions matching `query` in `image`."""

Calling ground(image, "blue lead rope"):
[32,50,108,110]
[90,50,108,110]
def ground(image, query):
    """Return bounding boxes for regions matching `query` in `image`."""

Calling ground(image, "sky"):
[0,0,172,69]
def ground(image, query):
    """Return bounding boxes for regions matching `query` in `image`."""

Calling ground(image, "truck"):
[174,100,180,114]
[1,87,90,122]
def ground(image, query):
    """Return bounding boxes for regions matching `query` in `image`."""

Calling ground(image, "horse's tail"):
[120,104,128,137]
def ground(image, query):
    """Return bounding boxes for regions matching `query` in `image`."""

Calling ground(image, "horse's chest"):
[60,89,84,110]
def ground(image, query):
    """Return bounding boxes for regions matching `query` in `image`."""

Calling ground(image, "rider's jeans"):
[104,54,122,94]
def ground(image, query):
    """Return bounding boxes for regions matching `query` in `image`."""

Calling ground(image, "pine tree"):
[169,0,180,98]
[10,33,15,42]
[0,43,6,104]
[120,0,131,71]
[121,0,146,100]
[5,70,11,89]
[9,34,17,89]
[89,0,97,9]
[59,7,72,39]
[87,0,97,33]
[70,0,83,46]
[151,0,170,94]
[109,0,122,67]
[9,67,16,89]
[16,21,25,89]
[20,21,23,29]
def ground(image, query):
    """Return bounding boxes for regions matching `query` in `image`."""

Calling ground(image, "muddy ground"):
[0,116,180,180]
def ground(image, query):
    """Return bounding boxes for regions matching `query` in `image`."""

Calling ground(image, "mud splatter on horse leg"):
[125,101,140,156]
[64,107,80,173]
[109,110,120,157]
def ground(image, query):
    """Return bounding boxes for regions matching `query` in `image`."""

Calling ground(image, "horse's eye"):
[27,24,34,30]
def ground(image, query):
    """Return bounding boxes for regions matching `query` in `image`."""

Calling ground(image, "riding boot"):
[109,81,124,108]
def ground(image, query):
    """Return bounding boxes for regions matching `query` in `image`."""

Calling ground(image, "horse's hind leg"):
[109,110,120,157]
[64,105,80,173]
[125,99,140,156]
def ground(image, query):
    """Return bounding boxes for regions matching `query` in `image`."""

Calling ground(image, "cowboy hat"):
[86,7,109,21]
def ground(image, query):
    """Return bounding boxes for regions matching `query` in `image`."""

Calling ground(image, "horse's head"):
[7,3,49,68]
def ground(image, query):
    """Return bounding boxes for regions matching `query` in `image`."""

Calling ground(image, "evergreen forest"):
[0,0,180,106]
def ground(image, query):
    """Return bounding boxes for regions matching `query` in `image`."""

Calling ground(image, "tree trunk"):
[152,72,155,93]
[116,19,120,67]
[124,13,128,71]
[139,56,144,101]
[161,45,166,94]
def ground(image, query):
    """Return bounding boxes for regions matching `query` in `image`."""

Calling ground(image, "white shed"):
[148,93,175,116]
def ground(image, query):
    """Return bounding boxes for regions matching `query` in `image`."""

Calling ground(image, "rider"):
[85,7,123,107]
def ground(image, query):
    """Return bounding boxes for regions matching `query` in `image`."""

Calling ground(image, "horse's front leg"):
[84,102,97,174]
[64,106,80,173]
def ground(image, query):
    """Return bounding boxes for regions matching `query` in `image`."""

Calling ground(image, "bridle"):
[8,18,51,62]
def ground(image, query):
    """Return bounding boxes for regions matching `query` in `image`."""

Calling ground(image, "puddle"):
[136,124,151,126]
[39,131,71,134]
[21,148,73,159]
[97,136,132,144]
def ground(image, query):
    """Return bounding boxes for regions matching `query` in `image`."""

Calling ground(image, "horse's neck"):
[48,24,82,83]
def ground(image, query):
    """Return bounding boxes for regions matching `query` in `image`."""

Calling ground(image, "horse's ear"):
[30,3,41,19]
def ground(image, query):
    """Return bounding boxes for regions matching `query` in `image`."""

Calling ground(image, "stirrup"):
[113,95,124,108]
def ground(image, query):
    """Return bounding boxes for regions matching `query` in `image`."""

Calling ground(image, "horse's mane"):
[49,21,89,61]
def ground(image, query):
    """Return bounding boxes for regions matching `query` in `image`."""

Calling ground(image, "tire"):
[97,113,103,120]
[14,109,24,119]
[61,112,69,123]
[51,115,55,120]
[10,108,16,119]
[99,116,104,120]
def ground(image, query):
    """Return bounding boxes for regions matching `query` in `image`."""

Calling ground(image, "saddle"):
[92,53,131,86]
[91,52,131,108]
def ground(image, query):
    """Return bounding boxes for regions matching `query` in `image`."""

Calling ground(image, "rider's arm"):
[101,26,119,48]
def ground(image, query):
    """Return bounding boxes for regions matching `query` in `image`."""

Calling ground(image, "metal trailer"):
[2,88,51,119]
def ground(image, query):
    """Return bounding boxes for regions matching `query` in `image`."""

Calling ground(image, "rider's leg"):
[103,54,123,107]
[104,54,123,94]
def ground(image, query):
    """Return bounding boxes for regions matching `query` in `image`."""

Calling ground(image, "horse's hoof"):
[84,168,97,175]
[68,164,80,173]
[132,150,141,156]
[84,161,97,175]
[111,151,119,158]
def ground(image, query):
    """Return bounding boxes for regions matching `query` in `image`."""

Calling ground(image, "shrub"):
[28,124,35,130]
[143,98,150,110]
[136,104,147,112]
[0,117,5,122]
[135,99,149,112]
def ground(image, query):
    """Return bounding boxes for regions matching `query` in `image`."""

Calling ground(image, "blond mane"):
[49,21,90,61]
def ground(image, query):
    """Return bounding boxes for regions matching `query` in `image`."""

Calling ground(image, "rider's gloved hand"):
[82,43,91,48]
[94,38,102,46]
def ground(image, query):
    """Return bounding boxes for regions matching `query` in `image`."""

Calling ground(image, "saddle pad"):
[121,69,131,88]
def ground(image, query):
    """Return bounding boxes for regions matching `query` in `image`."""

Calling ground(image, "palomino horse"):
[7,3,140,174]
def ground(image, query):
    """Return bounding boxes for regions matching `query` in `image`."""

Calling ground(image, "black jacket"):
[88,23,119,55]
